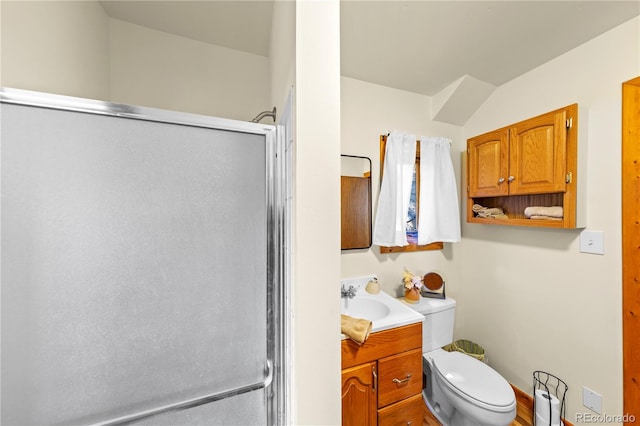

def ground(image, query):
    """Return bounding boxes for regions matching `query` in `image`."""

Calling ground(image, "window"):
[378,135,443,253]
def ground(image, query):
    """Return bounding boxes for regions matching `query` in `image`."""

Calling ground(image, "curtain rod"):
[383,132,451,143]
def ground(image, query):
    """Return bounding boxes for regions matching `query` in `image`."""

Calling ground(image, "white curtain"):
[418,136,461,244]
[372,132,416,246]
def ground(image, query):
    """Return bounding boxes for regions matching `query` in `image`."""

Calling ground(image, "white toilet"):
[407,295,516,426]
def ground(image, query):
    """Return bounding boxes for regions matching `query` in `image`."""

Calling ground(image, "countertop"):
[340,275,423,339]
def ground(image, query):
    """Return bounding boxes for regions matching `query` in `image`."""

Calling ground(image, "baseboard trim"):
[511,384,574,426]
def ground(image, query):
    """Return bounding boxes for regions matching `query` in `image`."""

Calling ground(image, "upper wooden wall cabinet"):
[466,104,586,228]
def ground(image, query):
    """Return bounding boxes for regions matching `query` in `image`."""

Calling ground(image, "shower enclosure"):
[0,88,287,425]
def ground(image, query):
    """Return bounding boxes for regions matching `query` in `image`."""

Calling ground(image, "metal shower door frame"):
[0,87,288,426]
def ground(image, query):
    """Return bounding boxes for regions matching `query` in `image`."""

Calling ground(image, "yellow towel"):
[341,314,372,345]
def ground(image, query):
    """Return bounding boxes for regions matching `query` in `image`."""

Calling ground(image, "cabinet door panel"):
[468,129,509,197]
[377,349,423,408]
[509,110,567,194]
[342,362,377,426]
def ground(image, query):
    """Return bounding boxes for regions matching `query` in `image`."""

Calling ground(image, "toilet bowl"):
[406,296,516,426]
[426,349,516,426]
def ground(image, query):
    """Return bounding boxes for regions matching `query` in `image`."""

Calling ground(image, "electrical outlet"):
[583,386,602,414]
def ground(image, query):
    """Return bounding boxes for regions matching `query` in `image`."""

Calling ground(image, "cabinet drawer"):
[342,322,422,369]
[377,348,423,408]
[377,393,423,426]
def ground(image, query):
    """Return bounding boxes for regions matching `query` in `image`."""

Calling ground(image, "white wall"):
[0,1,269,122]
[293,1,342,424]
[461,16,639,422]
[340,77,465,335]
[109,19,270,121]
[0,0,111,100]
[269,0,295,117]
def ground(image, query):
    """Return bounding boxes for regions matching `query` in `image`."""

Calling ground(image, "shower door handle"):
[90,360,273,426]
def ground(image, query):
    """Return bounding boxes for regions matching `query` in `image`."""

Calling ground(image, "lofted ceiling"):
[99,1,274,57]
[99,0,640,97]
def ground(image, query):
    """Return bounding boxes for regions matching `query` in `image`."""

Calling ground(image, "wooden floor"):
[422,395,533,426]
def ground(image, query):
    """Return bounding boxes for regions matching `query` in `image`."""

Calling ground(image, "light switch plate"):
[580,230,604,255]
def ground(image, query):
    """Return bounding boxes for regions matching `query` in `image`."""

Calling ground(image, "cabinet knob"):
[508,175,515,182]
[498,177,505,184]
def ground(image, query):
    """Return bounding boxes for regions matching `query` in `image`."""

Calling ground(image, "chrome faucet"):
[341,284,356,299]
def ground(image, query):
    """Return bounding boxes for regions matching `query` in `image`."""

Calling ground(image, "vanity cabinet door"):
[342,361,377,426]
[377,348,423,408]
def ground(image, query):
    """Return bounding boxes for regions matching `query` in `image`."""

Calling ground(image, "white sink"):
[340,275,423,337]
[342,297,390,321]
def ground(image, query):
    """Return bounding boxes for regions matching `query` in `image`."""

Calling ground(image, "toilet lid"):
[432,351,515,409]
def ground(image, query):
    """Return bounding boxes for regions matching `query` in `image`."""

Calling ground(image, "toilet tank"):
[410,297,456,352]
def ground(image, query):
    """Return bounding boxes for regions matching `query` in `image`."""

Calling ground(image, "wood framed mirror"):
[341,155,372,250]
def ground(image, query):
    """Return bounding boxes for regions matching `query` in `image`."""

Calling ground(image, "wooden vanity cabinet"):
[467,103,585,228]
[341,323,423,426]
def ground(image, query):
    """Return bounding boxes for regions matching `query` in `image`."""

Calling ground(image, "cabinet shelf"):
[468,215,567,228]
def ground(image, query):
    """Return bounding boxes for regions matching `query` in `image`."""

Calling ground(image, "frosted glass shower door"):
[1,90,281,425]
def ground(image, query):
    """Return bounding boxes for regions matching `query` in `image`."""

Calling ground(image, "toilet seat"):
[430,351,515,413]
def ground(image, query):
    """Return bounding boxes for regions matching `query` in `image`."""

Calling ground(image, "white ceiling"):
[99,0,640,96]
